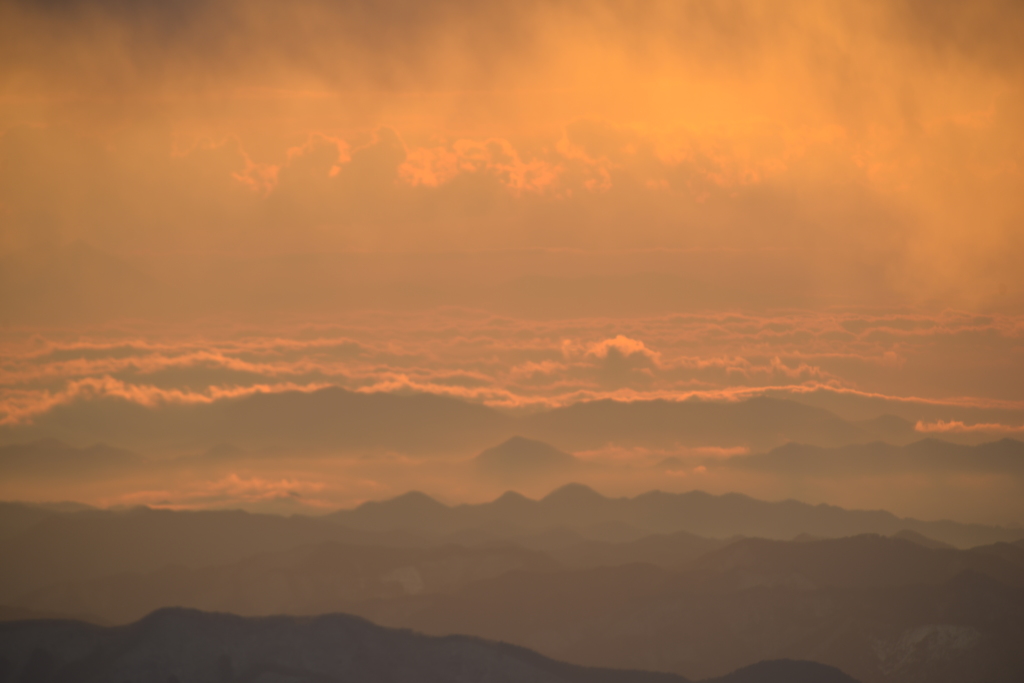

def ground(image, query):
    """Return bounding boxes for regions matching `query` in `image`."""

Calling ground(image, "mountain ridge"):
[329,483,1022,548]
[0,607,861,683]
[0,388,916,455]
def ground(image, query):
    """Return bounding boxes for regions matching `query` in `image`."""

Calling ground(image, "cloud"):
[0,375,331,425]
[109,473,333,511]
[1,0,1021,308]
[2,309,1021,426]
[399,138,561,193]
[915,420,1024,434]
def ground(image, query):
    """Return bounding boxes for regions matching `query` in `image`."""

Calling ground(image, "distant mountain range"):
[476,436,580,483]
[1,484,1020,606]
[328,483,1021,548]
[0,387,938,455]
[2,494,1023,682]
[0,608,860,683]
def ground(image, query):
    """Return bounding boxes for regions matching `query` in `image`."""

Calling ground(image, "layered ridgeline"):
[0,608,858,683]
[3,435,1023,526]
[2,484,1020,600]
[4,434,1023,483]
[2,490,1023,682]
[0,388,982,456]
[323,482,1022,546]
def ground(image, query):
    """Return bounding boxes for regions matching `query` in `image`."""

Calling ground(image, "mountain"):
[0,387,514,455]
[705,660,859,683]
[0,607,862,683]
[518,396,870,452]
[11,541,559,625]
[0,608,697,683]
[0,390,893,456]
[5,531,736,625]
[349,538,1024,683]
[890,529,954,550]
[523,529,728,570]
[329,484,1021,548]
[476,436,579,482]
[684,535,1024,589]
[3,507,1022,681]
[0,507,421,603]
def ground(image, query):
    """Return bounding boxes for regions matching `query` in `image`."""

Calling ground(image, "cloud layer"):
[1,0,1022,311]
[3,309,1022,428]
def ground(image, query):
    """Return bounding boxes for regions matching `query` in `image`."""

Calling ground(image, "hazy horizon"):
[1,4,1023,680]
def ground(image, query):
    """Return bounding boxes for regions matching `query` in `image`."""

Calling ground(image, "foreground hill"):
[0,608,858,683]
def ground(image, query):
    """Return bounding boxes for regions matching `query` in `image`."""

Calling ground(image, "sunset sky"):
[1,1,1023,511]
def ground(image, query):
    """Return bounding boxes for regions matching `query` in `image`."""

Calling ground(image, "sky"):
[1,0,1023,512]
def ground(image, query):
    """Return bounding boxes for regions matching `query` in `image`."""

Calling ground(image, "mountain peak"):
[475,436,576,478]
[540,482,606,506]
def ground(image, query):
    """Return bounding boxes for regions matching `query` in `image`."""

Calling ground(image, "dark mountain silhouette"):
[0,607,863,683]
[8,532,1024,681]
[0,389,895,455]
[890,529,954,550]
[3,486,1019,612]
[4,531,735,625]
[476,436,579,482]
[962,541,1024,571]
[0,608,698,683]
[328,484,1020,547]
[704,659,859,683]
[684,535,1024,589]
[346,539,1024,683]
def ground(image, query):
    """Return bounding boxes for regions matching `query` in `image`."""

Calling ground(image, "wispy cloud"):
[2,309,1022,425]
[915,420,1024,434]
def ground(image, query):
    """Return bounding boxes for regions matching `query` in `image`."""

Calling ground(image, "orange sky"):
[1,0,1023,429]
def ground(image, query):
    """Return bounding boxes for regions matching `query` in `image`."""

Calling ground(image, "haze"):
[3,3,1024,682]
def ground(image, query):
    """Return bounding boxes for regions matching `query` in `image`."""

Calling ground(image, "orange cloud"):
[399,137,561,193]
[915,420,1024,434]
[1,310,1022,426]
